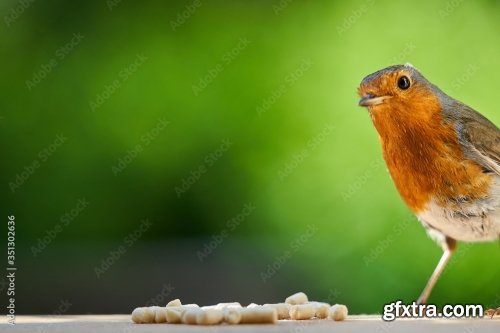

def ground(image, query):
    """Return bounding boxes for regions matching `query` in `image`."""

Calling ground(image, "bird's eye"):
[397,76,411,90]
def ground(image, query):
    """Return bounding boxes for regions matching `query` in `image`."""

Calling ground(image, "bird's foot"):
[484,307,500,318]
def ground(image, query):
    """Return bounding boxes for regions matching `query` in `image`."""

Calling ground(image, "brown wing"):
[455,104,500,175]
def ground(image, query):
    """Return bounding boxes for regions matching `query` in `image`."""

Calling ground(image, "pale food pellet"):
[131,307,155,324]
[165,304,200,324]
[224,308,242,324]
[329,304,348,321]
[285,292,308,305]
[131,294,347,325]
[263,303,291,319]
[166,299,182,307]
[289,304,316,320]
[196,308,224,325]
[182,308,203,324]
[153,306,168,323]
[200,305,216,310]
[215,302,242,309]
[310,301,330,319]
[165,307,183,324]
[239,306,278,324]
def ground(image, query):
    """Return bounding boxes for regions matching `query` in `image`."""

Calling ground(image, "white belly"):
[417,175,500,242]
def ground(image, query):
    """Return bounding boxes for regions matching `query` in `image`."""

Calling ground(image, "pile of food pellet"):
[131,292,348,325]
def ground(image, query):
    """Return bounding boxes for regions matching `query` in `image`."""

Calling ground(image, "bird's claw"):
[484,307,500,318]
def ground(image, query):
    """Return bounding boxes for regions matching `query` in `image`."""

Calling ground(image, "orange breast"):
[370,96,492,213]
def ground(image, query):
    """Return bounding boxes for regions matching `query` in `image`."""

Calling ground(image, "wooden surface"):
[1,315,499,333]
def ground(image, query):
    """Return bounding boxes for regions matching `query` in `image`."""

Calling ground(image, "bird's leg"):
[417,237,456,305]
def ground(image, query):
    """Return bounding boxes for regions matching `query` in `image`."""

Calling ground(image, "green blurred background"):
[1,0,499,315]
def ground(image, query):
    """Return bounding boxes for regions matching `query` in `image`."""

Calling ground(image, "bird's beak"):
[358,94,391,107]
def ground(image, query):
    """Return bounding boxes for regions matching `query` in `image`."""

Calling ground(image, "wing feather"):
[452,104,500,175]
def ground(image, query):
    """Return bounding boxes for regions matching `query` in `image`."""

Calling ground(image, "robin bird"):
[358,64,500,310]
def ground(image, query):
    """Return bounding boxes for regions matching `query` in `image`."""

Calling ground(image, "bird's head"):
[358,64,442,115]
